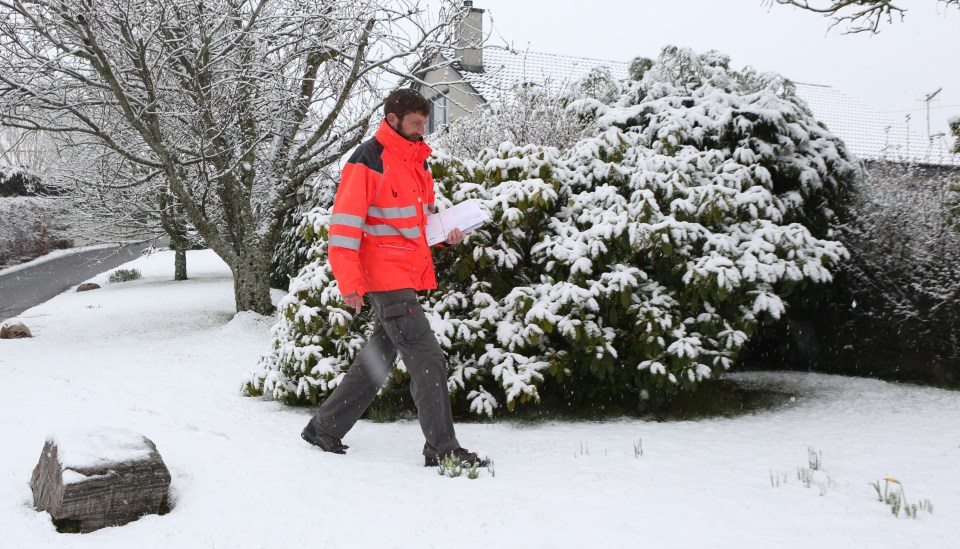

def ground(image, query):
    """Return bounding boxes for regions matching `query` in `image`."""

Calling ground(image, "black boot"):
[301,422,348,454]
[425,447,488,467]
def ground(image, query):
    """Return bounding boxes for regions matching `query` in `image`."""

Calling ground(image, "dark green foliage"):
[108,268,142,283]
[748,162,960,387]
[0,167,63,197]
[0,168,38,197]
[270,172,338,290]
[628,57,654,81]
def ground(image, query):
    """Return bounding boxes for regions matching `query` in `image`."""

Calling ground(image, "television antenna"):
[921,87,942,140]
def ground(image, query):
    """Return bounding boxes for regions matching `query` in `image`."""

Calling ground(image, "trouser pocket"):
[375,293,431,344]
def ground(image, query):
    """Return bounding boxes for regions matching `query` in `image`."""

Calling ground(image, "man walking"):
[301,89,487,467]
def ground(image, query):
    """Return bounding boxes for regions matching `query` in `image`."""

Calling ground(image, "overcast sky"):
[469,0,960,142]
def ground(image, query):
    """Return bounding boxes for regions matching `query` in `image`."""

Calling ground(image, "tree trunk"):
[167,231,190,281]
[159,194,191,282]
[231,241,275,315]
[174,248,187,281]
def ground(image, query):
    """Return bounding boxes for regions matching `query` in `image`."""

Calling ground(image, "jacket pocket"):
[377,243,417,252]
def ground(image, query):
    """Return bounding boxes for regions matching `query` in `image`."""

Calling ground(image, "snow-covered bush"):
[0,165,39,197]
[108,268,142,283]
[246,47,857,414]
[820,163,960,380]
[0,197,71,267]
[948,171,960,226]
[951,116,959,154]
[246,213,362,405]
[269,168,338,290]
[430,79,593,158]
[845,165,960,321]
[0,166,72,267]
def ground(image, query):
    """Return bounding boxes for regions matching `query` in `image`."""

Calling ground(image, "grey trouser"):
[308,289,460,458]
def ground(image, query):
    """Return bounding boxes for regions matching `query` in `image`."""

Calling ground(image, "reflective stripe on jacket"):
[327,120,438,300]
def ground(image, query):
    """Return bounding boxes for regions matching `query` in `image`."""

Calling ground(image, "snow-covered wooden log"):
[30,428,171,533]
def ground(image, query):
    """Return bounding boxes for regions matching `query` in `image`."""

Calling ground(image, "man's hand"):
[345,295,363,314]
[445,228,468,246]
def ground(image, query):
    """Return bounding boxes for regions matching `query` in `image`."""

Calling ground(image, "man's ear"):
[385,112,400,128]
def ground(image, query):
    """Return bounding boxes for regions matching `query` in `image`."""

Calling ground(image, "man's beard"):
[389,118,423,142]
[399,128,423,142]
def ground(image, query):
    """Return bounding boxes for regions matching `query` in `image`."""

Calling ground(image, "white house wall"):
[420,65,485,124]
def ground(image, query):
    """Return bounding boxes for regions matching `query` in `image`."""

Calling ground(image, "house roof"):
[451,48,960,167]
[455,47,630,104]
[789,82,959,167]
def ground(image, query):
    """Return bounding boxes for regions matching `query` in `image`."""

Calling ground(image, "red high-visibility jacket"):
[327,120,440,301]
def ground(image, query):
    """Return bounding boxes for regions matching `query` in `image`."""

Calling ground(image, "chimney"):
[455,1,484,72]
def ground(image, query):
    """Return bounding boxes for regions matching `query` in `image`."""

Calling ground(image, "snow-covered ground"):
[1,249,958,548]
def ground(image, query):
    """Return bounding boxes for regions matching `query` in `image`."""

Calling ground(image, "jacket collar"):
[375,119,432,163]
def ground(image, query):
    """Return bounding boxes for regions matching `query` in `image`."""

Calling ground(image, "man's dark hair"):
[384,89,430,120]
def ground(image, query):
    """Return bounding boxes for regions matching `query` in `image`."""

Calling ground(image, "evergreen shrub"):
[108,268,142,283]
[0,166,39,197]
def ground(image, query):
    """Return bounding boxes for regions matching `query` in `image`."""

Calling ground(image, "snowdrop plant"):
[437,455,463,478]
[466,463,480,480]
[796,466,814,488]
[872,478,933,519]
[770,470,789,488]
[246,47,857,415]
[808,446,823,471]
[796,466,832,496]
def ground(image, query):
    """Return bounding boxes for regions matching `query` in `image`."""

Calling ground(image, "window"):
[428,94,448,134]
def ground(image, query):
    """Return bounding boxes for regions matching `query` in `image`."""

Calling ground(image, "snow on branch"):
[769,0,959,34]
[0,0,465,313]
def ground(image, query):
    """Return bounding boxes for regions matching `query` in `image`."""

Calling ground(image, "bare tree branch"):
[768,0,959,34]
[0,0,463,313]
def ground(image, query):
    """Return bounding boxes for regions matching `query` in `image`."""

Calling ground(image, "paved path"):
[0,242,156,323]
